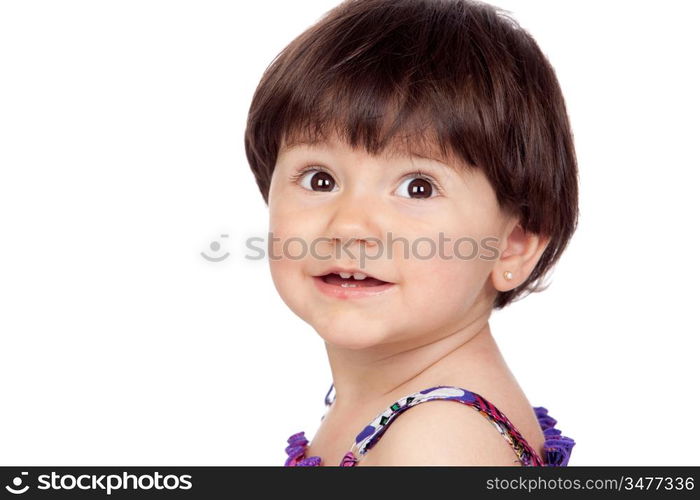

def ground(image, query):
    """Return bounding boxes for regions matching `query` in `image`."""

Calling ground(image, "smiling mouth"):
[317,273,390,288]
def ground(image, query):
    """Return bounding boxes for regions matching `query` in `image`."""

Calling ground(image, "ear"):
[492,221,550,292]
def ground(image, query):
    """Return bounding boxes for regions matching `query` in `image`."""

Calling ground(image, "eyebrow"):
[280,138,459,171]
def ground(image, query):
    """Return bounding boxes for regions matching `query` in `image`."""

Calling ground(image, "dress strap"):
[324,383,335,407]
[337,384,544,466]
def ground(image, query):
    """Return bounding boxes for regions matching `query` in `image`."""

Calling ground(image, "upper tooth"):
[337,271,367,280]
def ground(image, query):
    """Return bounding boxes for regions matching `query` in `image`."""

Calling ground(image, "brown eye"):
[396,175,436,199]
[298,169,337,192]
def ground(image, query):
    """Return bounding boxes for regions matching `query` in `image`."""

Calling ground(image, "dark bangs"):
[244,0,579,310]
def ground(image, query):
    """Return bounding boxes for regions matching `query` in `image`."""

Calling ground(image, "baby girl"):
[245,0,578,466]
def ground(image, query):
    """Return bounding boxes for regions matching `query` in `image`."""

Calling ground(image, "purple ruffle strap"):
[284,431,323,466]
[534,407,576,467]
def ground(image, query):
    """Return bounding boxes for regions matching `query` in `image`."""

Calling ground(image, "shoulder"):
[356,398,521,466]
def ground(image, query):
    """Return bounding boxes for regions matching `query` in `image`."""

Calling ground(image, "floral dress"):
[284,384,575,467]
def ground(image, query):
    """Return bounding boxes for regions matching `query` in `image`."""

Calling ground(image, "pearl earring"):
[503,271,513,281]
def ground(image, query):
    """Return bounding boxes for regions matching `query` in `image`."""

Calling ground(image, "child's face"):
[267,132,518,350]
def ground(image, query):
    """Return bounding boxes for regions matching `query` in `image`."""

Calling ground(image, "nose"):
[324,190,382,251]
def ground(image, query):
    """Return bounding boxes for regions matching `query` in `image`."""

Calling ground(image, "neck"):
[324,310,506,413]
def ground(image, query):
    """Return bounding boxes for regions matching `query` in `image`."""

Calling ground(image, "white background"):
[1,0,698,466]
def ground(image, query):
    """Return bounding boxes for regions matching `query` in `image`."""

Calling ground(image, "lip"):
[312,275,396,300]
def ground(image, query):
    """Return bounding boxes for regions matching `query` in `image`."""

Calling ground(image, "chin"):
[313,321,391,351]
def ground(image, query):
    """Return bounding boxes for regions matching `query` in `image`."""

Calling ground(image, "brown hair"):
[244,0,579,310]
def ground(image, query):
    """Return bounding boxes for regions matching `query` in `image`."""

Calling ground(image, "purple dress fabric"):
[284,383,575,467]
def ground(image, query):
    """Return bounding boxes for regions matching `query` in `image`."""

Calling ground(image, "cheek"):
[405,251,481,302]
[268,193,314,265]
[400,227,494,312]
[267,197,314,312]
